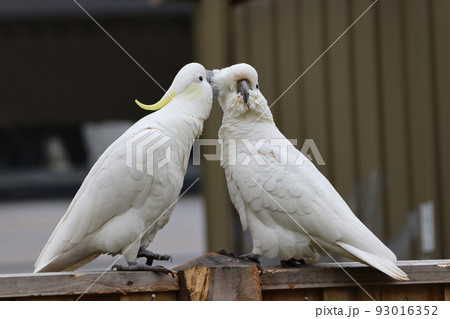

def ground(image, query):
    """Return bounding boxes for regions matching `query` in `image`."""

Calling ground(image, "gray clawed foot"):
[239,252,261,264]
[216,249,262,274]
[216,249,260,263]
[280,258,306,268]
[138,246,172,266]
[111,263,174,278]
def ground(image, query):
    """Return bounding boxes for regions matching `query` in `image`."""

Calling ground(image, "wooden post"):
[175,252,262,301]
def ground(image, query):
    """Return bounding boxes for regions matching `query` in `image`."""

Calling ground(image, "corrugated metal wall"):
[199,0,450,259]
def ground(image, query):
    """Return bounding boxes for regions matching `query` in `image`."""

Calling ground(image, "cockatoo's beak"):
[206,70,214,84]
[206,70,219,99]
[237,79,251,104]
[135,90,177,111]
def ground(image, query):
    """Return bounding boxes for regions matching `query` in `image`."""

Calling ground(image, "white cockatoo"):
[34,63,212,273]
[209,63,408,281]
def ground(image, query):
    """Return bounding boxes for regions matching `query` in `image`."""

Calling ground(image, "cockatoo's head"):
[207,63,271,120]
[135,62,212,120]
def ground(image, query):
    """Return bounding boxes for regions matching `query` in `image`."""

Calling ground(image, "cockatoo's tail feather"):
[338,243,408,281]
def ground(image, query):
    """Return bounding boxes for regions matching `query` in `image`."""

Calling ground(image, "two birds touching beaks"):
[34,62,408,281]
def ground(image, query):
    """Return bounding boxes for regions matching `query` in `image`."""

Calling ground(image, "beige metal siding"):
[197,0,450,259]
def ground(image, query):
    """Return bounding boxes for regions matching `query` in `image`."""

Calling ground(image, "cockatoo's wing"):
[226,134,408,281]
[34,127,171,272]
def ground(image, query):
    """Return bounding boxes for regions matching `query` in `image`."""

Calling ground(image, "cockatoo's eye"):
[194,74,203,83]
[256,83,259,89]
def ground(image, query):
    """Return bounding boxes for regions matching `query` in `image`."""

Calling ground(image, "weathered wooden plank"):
[263,288,323,301]
[380,284,443,301]
[6,295,75,301]
[430,0,450,259]
[404,0,440,259]
[76,293,121,301]
[120,292,153,301]
[323,287,357,301]
[0,271,179,299]
[324,0,356,208]
[8,290,174,301]
[119,291,176,301]
[0,259,449,301]
[356,285,381,301]
[175,253,261,301]
[377,0,411,240]
[260,260,450,290]
[261,265,386,290]
[350,0,384,234]
[297,0,330,178]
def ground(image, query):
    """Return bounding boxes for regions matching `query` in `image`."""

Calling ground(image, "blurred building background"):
[0,0,204,273]
[0,0,449,273]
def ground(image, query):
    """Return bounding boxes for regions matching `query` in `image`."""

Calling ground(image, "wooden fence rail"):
[1,253,449,301]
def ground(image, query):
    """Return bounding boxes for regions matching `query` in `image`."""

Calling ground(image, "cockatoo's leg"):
[111,261,174,277]
[137,246,172,266]
[280,258,306,268]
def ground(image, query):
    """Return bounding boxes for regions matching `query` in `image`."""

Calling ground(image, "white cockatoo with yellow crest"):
[209,63,408,281]
[34,63,212,273]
